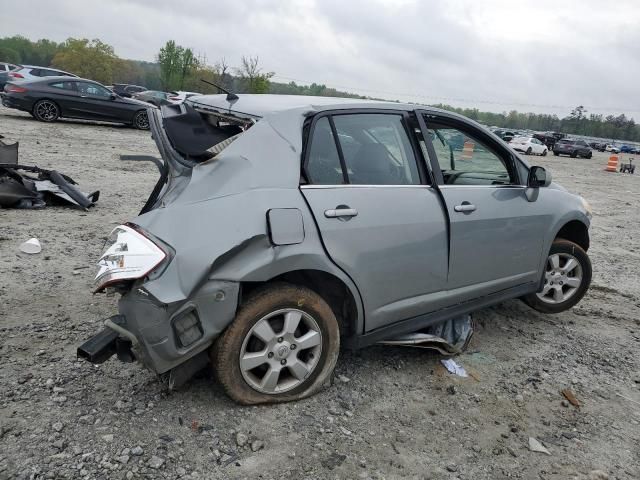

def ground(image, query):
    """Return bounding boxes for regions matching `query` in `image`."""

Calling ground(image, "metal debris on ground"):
[378,314,474,354]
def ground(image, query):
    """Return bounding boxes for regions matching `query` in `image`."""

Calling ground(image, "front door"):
[71,81,123,121]
[419,112,549,301]
[301,112,449,332]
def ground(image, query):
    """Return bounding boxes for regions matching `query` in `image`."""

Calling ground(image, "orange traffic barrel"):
[605,154,618,172]
[461,141,474,160]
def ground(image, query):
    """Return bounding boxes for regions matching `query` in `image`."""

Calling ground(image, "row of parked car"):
[0,61,203,129]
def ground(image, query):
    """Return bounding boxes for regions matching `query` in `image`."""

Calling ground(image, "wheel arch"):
[555,219,589,251]
[239,268,361,340]
[32,97,62,116]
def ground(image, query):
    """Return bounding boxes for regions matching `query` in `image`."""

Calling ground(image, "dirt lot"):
[0,104,639,480]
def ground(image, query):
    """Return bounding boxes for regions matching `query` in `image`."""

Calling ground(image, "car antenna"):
[200,79,239,102]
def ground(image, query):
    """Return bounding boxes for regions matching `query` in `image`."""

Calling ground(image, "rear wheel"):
[212,283,340,405]
[133,110,149,130]
[586,151,592,159]
[33,99,59,122]
[526,147,532,155]
[522,239,591,314]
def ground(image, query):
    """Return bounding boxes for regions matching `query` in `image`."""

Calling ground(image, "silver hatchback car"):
[79,95,592,404]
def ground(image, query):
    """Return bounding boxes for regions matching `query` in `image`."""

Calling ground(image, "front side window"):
[76,81,111,98]
[425,120,513,185]
[332,114,420,185]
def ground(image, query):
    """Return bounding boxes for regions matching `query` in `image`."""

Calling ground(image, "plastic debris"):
[440,359,468,377]
[19,237,41,254]
[528,437,551,455]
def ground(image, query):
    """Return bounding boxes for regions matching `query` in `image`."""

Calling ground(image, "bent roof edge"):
[187,93,454,118]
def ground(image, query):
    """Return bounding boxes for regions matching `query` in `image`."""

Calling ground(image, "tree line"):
[1,35,638,141]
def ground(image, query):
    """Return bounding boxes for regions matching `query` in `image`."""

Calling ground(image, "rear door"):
[418,112,549,301]
[300,111,449,332]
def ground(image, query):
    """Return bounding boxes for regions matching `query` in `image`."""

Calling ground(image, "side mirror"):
[527,166,551,188]
[110,93,117,101]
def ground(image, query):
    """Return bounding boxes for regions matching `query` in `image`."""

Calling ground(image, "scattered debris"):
[528,437,551,455]
[561,388,581,407]
[0,163,99,210]
[440,359,468,377]
[19,237,41,254]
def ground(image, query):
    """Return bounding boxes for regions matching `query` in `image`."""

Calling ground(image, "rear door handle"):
[454,203,476,213]
[324,208,358,218]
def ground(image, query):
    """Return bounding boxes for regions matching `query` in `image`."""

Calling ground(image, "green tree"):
[237,56,274,94]
[51,38,117,83]
[157,40,198,91]
[0,46,20,63]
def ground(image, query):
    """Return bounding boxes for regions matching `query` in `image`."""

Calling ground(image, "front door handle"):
[324,207,358,218]
[454,202,476,213]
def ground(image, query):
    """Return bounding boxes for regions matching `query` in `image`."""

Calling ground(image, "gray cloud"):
[1,0,639,116]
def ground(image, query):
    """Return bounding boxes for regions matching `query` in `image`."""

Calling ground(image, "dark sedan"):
[1,77,153,129]
[553,139,592,158]
[131,90,171,107]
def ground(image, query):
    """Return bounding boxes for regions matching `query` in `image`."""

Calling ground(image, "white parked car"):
[8,64,78,82]
[605,144,620,153]
[167,91,201,104]
[510,136,548,156]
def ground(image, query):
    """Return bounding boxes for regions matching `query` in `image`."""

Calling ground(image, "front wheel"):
[570,151,578,158]
[132,110,149,130]
[526,147,532,155]
[586,151,592,159]
[522,239,591,314]
[212,283,340,405]
[542,149,548,156]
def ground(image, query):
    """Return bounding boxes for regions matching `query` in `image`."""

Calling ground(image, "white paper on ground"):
[440,358,468,377]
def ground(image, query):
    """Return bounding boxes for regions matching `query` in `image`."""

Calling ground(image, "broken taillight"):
[5,85,27,93]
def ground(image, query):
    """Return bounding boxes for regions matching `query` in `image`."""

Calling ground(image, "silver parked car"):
[79,95,593,404]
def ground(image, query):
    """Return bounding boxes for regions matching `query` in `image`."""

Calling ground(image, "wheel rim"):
[536,252,583,304]
[135,111,149,129]
[36,101,57,121]
[239,308,323,394]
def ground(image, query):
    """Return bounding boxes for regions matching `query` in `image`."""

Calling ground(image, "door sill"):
[346,282,537,349]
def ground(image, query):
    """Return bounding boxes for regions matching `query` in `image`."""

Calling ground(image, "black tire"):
[570,151,578,158]
[212,283,340,405]
[526,147,532,155]
[32,99,60,122]
[586,151,592,159]
[132,110,149,130]
[542,149,547,156]
[522,239,592,314]
[553,151,559,156]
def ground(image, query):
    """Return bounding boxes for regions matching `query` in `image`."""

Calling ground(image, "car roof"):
[18,65,77,76]
[189,93,433,118]
[17,75,101,84]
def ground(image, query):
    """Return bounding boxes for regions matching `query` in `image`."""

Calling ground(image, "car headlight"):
[580,197,593,219]
[94,224,167,293]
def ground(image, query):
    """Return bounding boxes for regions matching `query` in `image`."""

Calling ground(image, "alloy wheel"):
[36,101,58,121]
[536,252,583,304]
[134,111,149,129]
[239,308,322,394]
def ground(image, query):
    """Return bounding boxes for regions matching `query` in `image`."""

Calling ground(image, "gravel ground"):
[0,105,639,480]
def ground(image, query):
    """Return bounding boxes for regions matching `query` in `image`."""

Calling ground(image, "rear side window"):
[50,81,76,91]
[306,113,421,186]
[29,68,42,76]
[306,117,344,185]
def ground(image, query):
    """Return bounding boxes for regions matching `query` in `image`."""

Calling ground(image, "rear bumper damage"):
[77,280,240,385]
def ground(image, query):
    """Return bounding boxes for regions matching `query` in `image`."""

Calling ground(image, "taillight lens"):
[94,225,167,292]
[5,84,27,93]
[169,96,180,101]
[9,72,24,78]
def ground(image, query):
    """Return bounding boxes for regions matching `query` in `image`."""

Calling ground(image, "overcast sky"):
[2,0,639,117]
